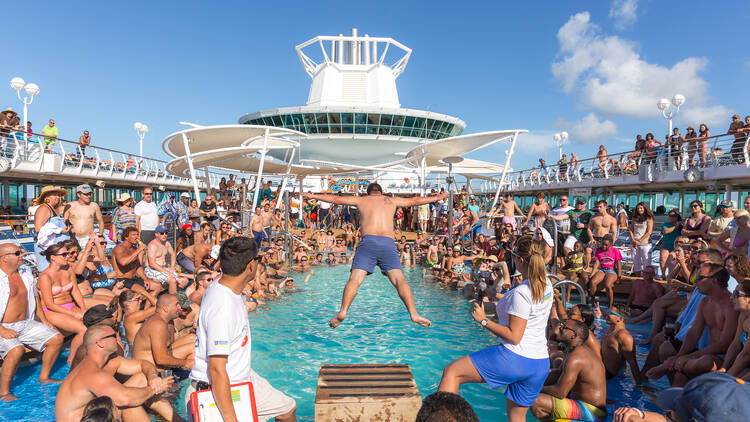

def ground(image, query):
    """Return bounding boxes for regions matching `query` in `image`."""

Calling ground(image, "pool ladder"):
[548,274,588,307]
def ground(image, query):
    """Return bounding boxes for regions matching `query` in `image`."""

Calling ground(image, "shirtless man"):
[425,238,439,267]
[646,265,738,386]
[303,183,447,328]
[0,242,64,401]
[144,225,189,294]
[64,184,105,248]
[112,227,156,294]
[176,241,212,274]
[261,202,274,237]
[460,206,481,242]
[132,294,194,372]
[193,222,212,247]
[627,266,665,316]
[531,319,608,422]
[587,200,618,258]
[491,193,525,232]
[55,325,174,422]
[601,305,643,384]
[250,206,265,248]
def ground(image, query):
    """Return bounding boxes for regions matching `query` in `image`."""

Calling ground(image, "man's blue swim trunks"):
[351,235,402,274]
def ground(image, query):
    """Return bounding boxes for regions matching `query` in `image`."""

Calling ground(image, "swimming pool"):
[0,264,665,421]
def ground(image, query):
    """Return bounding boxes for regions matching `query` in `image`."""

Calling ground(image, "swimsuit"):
[550,396,607,422]
[43,301,75,313]
[685,215,708,240]
[350,235,402,275]
[51,282,74,295]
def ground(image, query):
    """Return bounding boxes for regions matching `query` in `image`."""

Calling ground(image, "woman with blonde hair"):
[716,209,750,258]
[438,235,553,422]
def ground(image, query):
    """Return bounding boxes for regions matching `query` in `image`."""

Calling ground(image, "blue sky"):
[3,0,747,171]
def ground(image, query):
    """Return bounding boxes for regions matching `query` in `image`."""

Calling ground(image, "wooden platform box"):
[315,363,422,422]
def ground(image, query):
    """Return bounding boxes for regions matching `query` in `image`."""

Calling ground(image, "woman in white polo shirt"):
[438,235,553,422]
[186,237,296,422]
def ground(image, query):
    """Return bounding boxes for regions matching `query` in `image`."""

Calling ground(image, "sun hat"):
[483,255,499,263]
[656,372,750,422]
[180,192,190,198]
[115,193,132,204]
[33,186,67,205]
[453,245,462,251]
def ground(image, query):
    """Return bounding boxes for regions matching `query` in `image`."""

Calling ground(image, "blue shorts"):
[471,222,482,236]
[602,268,616,276]
[469,344,549,407]
[351,235,402,275]
[253,230,267,248]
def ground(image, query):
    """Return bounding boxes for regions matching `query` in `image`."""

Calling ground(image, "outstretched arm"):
[302,192,358,206]
[393,192,449,207]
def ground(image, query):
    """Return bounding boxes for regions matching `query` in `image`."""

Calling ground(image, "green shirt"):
[567,209,592,243]
[42,125,58,145]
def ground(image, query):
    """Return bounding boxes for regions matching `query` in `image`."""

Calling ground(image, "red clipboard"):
[189,381,259,422]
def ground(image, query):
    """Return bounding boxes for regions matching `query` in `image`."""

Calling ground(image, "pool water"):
[0,265,666,421]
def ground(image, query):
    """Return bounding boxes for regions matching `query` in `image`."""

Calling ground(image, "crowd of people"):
[1,172,750,421]
[534,114,750,182]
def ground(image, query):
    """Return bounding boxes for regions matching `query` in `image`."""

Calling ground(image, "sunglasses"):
[691,204,701,208]
[56,251,76,257]
[2,250,22,257]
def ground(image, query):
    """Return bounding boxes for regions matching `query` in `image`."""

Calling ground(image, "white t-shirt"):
[190,281,252,383]
[550,206,572,232]
[134,200,159,231]
[496,278,553,359]
[319,201,330,210]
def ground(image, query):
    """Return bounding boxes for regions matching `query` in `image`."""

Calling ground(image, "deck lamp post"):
[657,94,685,136]
[553,131,568,159]
[9,77,40,139]
[134,122,149,158]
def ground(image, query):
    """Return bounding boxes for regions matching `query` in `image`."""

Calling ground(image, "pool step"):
[315,363,421,421]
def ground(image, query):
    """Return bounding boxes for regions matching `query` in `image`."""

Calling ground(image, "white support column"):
[490,131,520,211]
[204,167,211,195]
[181,133,202,201]
[251,128,270,214]
[275,148,296,210]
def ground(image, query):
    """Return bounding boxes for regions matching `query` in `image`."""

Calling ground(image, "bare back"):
[353,195,400,237]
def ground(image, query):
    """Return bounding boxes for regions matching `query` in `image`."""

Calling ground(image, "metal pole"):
[251,128,270,214]
[275,148,296,210]
[284,190,291,265]
[490,131,520,211]
[447,163,454,248]
[180,133,202,202]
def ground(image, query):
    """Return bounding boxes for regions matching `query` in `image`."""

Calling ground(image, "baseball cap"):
[154,225,168,234]
[181,223,192,230]
[76,184,93,194]
[656,372,750,422]
[83,305,116,327]
[719,200,734,208]
[180,192,190,198]
[174,291,193,309]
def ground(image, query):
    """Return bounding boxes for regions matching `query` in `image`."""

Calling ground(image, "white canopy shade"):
[425,157,507,174]
[162,124,305,158]
[405,129,526,167]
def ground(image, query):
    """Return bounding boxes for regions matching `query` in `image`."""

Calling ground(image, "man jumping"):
[303,183,448,328]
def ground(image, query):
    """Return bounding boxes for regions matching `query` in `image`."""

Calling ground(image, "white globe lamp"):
[10,77,25,91]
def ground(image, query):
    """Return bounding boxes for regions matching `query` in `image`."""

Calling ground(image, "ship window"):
[389,127,402,136]
[380,114,393,126]
[342,125,354,134]
[304,113,315,126]
[290,114,304,130]
[358,126,369,134]
[262,117,272,126]
[315,113,327,125]
[272,115,283,126]
[392,115,404,126]
[367,113,380,125]
[402,128,413,137]
[341,113,354,124]
[404,116,416,128]
[328,113,341,125]
[355,113,368,126]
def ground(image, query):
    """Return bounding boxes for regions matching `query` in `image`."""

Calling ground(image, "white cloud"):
[568,113,618,143]
[609,0,638,30]
[552,12,731,129]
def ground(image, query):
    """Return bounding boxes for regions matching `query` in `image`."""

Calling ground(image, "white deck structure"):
[163,29,526,202]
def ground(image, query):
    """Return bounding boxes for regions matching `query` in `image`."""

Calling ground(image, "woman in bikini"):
[37,242,88,364]
[697,123,711,166]
[681,200,711,241]
[525,192,550,228]
[715,209,750,258]
[119,289,157,345]
[33,186,69,271]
